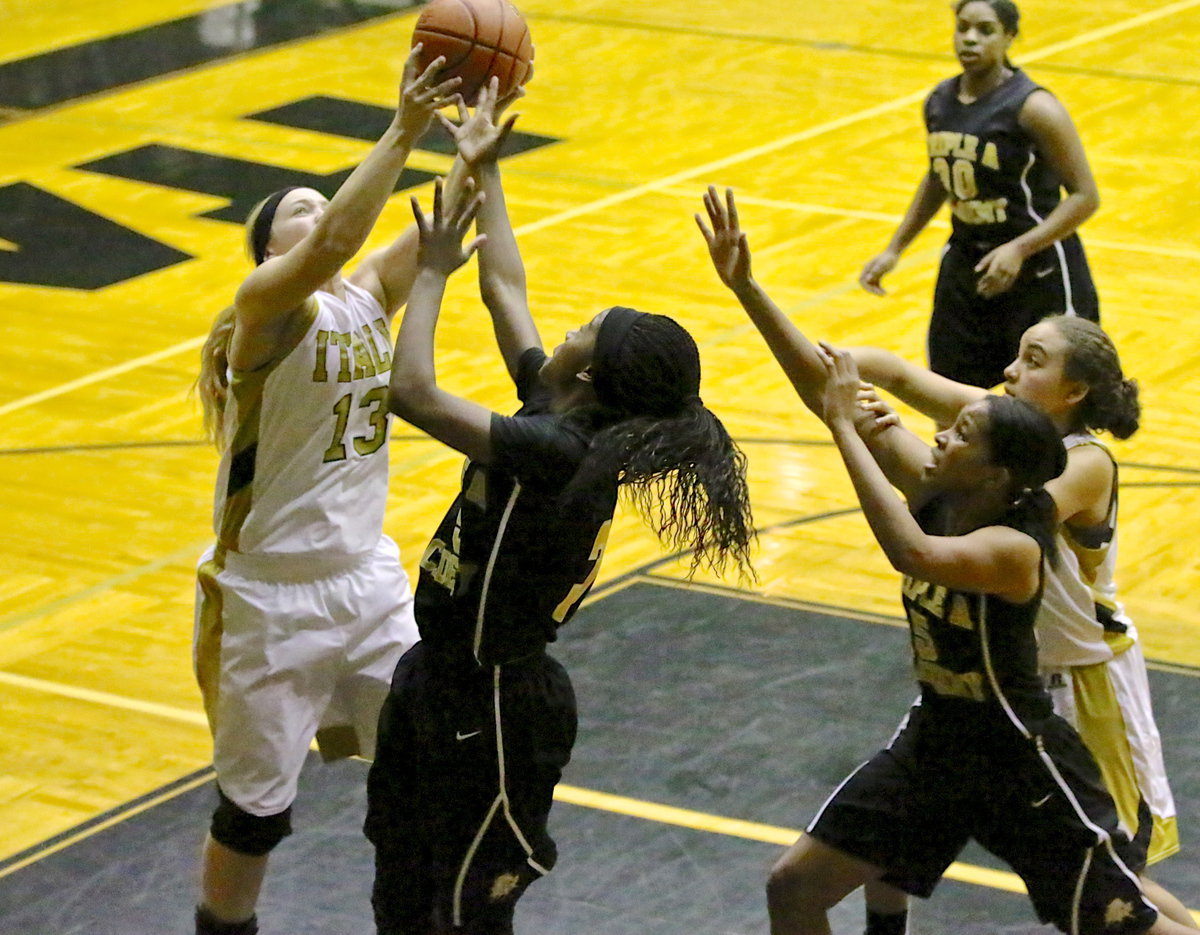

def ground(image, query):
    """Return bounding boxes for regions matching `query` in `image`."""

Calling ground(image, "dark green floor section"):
[1,579,1197,933]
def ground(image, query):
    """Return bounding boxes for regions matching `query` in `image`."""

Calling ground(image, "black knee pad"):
[210,786,292,856]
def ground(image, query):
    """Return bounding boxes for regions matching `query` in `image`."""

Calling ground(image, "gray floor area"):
[2,579,1196,934]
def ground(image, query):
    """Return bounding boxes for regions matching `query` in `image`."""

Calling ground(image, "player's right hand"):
[396,44,462,140]
[696,186,752,293]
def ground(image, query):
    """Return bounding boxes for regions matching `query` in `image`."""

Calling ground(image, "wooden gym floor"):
[1,0,1199,930]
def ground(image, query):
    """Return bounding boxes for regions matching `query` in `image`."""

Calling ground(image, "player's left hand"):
[818,342,864,428]
[412,178,486,275]
[974,242,1026,299]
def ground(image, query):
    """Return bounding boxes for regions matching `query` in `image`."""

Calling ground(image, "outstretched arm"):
[696,186,827,415]
[236,46,459,327]
[859,172,946,296]
[697,188,980,425]
[848,346,988,426]
[349,157,474,320]
[697,186,937,493]
[439,78,540,380]
[388,181,496,463]
[820,346,1040,603]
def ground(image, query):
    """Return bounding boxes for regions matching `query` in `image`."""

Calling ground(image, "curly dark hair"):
[563,309,755,578]
[1043,315,1140,440]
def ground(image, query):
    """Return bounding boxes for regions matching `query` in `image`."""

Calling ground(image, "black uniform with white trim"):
[924,68,1099,387]
[366,348,618,935]
[807,499,1157,935]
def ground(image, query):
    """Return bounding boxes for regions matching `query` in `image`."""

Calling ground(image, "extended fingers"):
[408,50,445,89]
[450,188,486,233]
[818,341,857,374]
[431,177,444,221]
[478,76,500,116]
[410,194,431,233]
[703,185,727,230]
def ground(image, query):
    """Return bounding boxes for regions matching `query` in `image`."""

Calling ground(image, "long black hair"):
[983,394,1067,564]
[563,308,755,578]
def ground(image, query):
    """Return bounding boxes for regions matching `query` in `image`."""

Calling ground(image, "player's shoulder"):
[926,75,959,105]
[1012,75,1067,120]
[1065,437,1114,474]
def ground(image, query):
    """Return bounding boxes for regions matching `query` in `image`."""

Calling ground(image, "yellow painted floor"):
[2,0,1200,869]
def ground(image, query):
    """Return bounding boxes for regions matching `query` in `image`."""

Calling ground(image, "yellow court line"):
[1017,0,1200,62]
[552,783,1028,895]
[0,663,1032,901]
[637,574,908,628]
[3,626,1196,916]
[0,540,210,634]
[0,541,210,633]
[0,771,215,880]
[2,0,1193,419]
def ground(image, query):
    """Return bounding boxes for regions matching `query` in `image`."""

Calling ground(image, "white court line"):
[0,669,208,727]
[0,336,205,418]
[3,0,1197,417]
[663,188,1200,262]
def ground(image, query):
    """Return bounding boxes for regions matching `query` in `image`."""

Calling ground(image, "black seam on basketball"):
[414,27,522,56]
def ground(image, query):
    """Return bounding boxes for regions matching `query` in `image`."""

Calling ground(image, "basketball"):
[411,0,534,105]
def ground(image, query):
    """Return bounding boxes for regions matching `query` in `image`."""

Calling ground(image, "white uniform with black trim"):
[194,281,417,816]
[1039,432,1177,865]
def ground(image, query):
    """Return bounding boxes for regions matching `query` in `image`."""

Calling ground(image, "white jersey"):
[213,281,394,557]
[1037,433,1136,668]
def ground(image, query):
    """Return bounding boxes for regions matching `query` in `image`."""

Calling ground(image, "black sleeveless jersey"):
[925,69,1073,249]
[901,498,1053,724]
[413,348,618,665]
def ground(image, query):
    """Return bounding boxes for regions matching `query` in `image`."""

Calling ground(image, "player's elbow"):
[884,541,935,580]
[388,368,437,421]
[1068,184,1099,221]
[480,273,526,313]
[1082,187,1099,218]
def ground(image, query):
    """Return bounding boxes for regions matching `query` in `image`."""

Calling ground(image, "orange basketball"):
[411,0,534,105]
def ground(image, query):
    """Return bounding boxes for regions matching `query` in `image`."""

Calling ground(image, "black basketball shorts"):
[365,641,577,935]
[807,699,1156,935]
[928,235,1099,389]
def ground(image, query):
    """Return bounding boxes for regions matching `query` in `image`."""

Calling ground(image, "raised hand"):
[411,178,487,275]
[696,186,752,292]
[395,44,463,140]
[437,77,518,167]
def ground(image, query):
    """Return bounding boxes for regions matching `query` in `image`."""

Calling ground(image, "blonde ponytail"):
[196,305,236,445]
